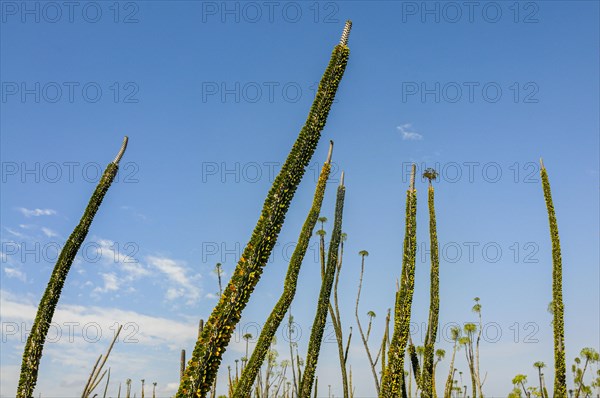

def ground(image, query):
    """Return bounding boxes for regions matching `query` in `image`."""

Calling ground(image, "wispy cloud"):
[3,266,26,282]
[120,205,148,221]
[397,123,423,141]
[147,256,201,304]
[4,227,26,238]
[41,227,58,238]
[0,289,201,397]
[17,208,57,217]
[93,273,119,293]
[93,239,150,279]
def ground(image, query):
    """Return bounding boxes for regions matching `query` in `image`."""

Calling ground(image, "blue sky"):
[1,1,598,397]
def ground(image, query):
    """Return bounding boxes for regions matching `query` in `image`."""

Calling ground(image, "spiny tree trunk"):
[432,359,440,398]
[408,340,421,391]
[287,313,299,398]
[233,144,334,398]
[380,309,391,387]
[380,165,418,398]
[177,21,352,398]
[328,233,350,398]
[299,173,347,397]
[17,137,128,398]
[539,159,566,398]
[181,350,186,382]
[421,184,440,398]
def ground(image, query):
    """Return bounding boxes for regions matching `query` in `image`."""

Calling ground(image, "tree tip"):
[326,140,334,164]
[409,164,416,191]
[340,20,352,46]
[113,136,129,165]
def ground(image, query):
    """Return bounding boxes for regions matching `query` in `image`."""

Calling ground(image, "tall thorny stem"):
[540,159,567,397]
[17,137,128,398]
[177,21,351,398]
[299,173,347,397]
[327,229,351,398]
[233,143,334,398]
[421,169,440,398]
[380,164,417,397]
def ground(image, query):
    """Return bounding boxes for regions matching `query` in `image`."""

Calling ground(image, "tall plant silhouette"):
[177,21,352,398]
[421,168,440,398]
[539,158,566,397]
[327,230,351,398]
[299,172,347,397]
[380,164,417,397]
[16,137,128,398]
[233,142,335,398]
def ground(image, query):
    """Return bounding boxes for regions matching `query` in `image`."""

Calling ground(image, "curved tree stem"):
[233,145,334,398]
[539,159,566,397]
[17,137,128,398]
[299,177,347,397]
[177,23,351,398]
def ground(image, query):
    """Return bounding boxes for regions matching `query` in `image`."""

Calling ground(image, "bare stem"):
[113,136,129,165]
[340,20,353,46]
[327,140,334,164]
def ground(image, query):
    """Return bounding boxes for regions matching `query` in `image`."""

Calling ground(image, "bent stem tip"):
[326,141,334,164]
[340,20,352,46]
[113,136,129,165]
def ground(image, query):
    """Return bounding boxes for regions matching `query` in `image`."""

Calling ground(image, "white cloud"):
[166,287,185,300]
[3,266,26,282]
[93,273,119,293]
[81,239,151,298]
[5,227,26,238]
[93,239,150,279]
[41,227,58,238]
[17,208,57,217]
[397,123,423,141]
[147,256,201,304]
[0,289,202,397]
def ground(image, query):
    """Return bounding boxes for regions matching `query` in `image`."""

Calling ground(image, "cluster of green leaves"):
[177,30,351,398]
[572,347,599,397]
